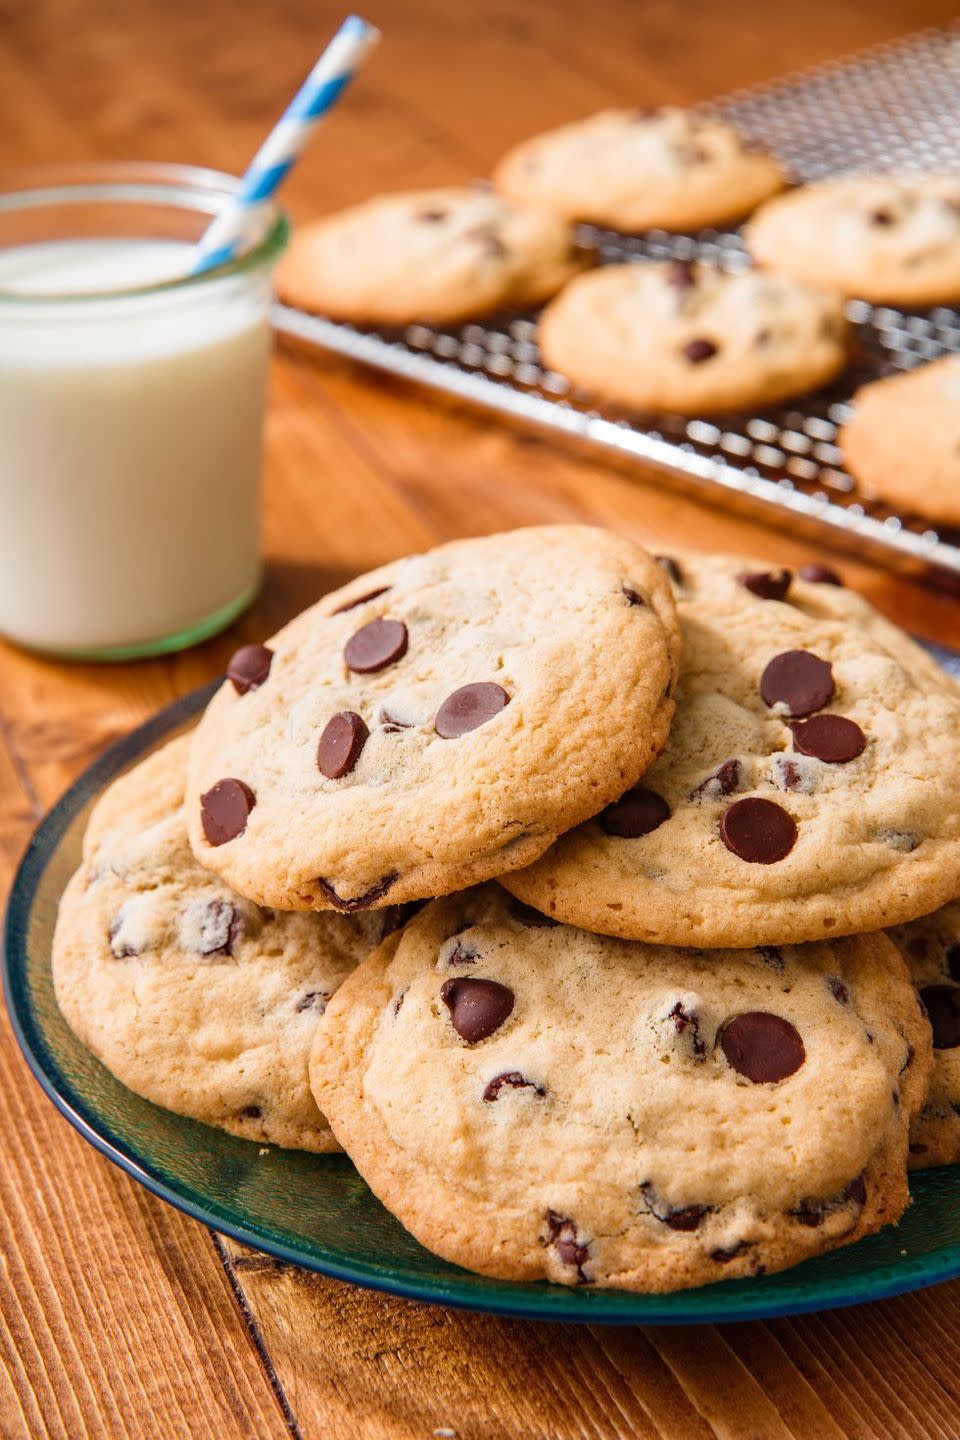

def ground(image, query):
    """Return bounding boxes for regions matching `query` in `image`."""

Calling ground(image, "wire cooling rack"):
[274,25,960,588]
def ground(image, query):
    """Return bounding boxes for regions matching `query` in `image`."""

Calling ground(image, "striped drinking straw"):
[192,14,380,274]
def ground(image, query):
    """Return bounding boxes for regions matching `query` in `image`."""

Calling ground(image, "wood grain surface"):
[3,2,960,1436]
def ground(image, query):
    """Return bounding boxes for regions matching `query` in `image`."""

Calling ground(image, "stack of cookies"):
[53,525,960,1293]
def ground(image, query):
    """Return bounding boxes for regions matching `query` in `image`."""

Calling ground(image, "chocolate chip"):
[440,977,514,1042]
[738,569,792,601]
[393,989,407,1017]
[193,898,242,956]
[332,585,391,615]
[318,711,369,779]
[793,1175,866,1227]
[947,944,960,982]
[690,758,741,800]
[773,756,808,792]
[545,1211,590,1281]
[344,618,408,673]
[435,682,509,739]
[829,978,849,1004]
[871,208,895,226]
[798,563,843,586]
[760,650,834,717]
[920,985,960,1049]
[639,1183,709,1231]
[441,938,478,967]
[756,945,784,972]
[227,644,273,695]
[711,1242,751,1264]
[200,779,256,846]
[239,1105,262,1120]
[623,587,646,607]
[720,1011,805,1083]
[791,714,865,764]
[668,1001,706,1058]
[417,208,447,222]
[315,874,398,911]
[719,797,797,863]
[506,896,559,928]
[295,990,328,1013]
[667,259,697,290]
[682,336,718,364]
[483,1071,545,1102]
[598,787,670,839]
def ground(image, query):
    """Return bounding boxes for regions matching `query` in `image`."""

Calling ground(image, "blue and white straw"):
[192,14,380,274]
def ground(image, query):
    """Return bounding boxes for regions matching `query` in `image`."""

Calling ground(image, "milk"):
[0,238,272,656]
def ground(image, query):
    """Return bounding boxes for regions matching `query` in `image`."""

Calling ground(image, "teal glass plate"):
[6,678,960,1326]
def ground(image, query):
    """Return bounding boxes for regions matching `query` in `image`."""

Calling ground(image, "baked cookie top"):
[889,900,960,1171]
[310,886,930,1293]
[53,736,394,1152]
[839,357,960,529]
[537,260,847,414]
[744,174,960,305]
[494,107,784,232]
[275,186,587,326]
[186,526,680,912]
[504,552,960,947]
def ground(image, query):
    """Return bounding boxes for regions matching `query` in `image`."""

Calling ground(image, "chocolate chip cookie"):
[53,736,399,1151]
[494,108,784,232]
[537,261,848,414]
[186,526,680,912]
[890,901,960,1170]
[310,886,930,1292]
[504,553,960,946]
[839,357,960,529]
[745,174,960,305]
[276,187,588,326]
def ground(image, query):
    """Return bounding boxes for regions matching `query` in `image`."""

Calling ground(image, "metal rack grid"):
[274,24,960,587]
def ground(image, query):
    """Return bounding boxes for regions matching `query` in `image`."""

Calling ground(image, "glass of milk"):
[0,163,288,659]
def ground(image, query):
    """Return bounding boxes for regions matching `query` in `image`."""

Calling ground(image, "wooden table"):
[4,2,960,1435]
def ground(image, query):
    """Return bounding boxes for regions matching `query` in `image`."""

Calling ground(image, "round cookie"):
[310,885,930,1293]
[494,108,784,233]
[744,174,960,305]
[839,357,960,529]
[276,187,588,326]
[889,901,960,1170]
[186,526,681,913]
[53,736,398,1151]
[537,261,848,414]
[504,552,960,947]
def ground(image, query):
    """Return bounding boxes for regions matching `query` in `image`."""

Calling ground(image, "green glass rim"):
[7,679,960,1325]
[0,161,289,304]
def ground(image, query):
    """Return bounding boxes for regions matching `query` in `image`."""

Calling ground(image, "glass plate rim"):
[7,681,960,1325]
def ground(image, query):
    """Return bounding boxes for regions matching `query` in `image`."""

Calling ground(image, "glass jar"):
[0,162,288,659]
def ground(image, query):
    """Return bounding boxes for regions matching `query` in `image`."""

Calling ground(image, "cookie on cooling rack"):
[839,357,960,529]
[537,260,848,414]
[276,187,589,326]
[889,900,960,1170]
[310,885,930,1293]
[493,107,784,232]
[744,174,960,305]
[503,552,960,947]
[185,526,680,913]
[53,736,401,1152]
